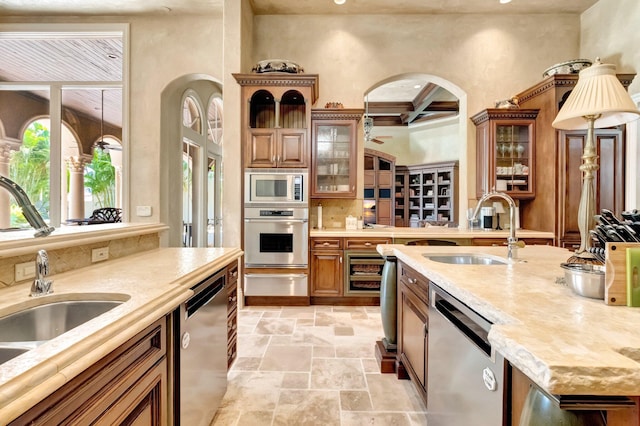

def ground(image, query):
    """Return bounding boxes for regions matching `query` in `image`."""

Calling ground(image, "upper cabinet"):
[471,109,539,200]
[311,108,363,198]
[233,73,319,168]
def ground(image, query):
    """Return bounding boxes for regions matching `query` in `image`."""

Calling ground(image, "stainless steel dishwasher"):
[427,283,505,426]
[174,268,227,425]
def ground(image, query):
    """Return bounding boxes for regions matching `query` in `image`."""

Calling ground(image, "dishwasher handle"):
[434,297,491,357]
[186,276,225,319]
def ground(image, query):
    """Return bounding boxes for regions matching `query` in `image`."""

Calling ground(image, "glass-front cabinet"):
[311,108,363,198]
[471,108,539,199]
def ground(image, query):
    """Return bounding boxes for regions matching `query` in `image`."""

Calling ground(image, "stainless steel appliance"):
[244,273,308,296]
[427,283,505,426]
[175,269,227,425]
[245,168,308,205]
[244,207,309,268]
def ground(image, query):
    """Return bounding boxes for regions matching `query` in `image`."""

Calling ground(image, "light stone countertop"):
[0,247,242,423]
[311,226,554,240]
[377,244,640,396]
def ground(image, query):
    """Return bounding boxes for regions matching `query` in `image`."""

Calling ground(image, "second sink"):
[423,253,508,265]
[0,299,125,343]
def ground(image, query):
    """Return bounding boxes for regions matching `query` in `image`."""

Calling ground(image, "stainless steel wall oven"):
[244,207,309,268]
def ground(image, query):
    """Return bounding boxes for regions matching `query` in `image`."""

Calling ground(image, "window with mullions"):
[0,25,126,229]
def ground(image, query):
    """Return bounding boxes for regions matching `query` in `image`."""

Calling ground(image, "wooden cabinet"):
[514,73,634,246]
[310,237,390,304]
[233,73,319,168]
[557,128,624,249]
[12,318,167,426]
[395,161,458,226]
[311,108,363,198]
[310,238,343,297]
[364,149,396,226]
[226,261,239,368]
[471,109,539,199]
[396,261,429,405]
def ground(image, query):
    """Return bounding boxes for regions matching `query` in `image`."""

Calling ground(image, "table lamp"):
[552,58,640,263]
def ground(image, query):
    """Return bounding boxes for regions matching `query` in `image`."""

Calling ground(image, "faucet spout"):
[472,190,522,260]
[0,176,54,237]
[31,249,53,297]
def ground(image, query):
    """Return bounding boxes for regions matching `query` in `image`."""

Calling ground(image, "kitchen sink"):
[0,347,30,364]
[423,253,508,265]
[0,299,125,343]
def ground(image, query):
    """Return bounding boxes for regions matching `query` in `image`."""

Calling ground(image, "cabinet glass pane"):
[315,124,352,192]
[495,124,531,193]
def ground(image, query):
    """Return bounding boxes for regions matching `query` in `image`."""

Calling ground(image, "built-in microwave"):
[245,169,308,205]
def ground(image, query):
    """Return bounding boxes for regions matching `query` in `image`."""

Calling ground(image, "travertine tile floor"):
[212,305,428,426]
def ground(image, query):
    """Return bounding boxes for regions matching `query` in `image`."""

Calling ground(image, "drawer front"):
[345,238,391,250]
[398,262,429,305]
[227,262,239,285]
[311,238,343,250]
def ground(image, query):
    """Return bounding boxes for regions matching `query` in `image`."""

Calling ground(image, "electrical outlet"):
[92,247,109,263]
[15,261,36,282]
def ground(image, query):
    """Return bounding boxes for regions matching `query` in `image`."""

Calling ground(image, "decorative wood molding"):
[232,73,319,104]
[311,108,364,122]
[515,73,635,105]
[470,108,540,125]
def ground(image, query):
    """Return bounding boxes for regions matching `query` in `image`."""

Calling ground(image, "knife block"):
[604,242,640,305]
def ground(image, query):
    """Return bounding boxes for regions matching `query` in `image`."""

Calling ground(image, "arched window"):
[181,89,223,248]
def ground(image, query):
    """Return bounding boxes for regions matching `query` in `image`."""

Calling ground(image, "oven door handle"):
[244,218,308,223]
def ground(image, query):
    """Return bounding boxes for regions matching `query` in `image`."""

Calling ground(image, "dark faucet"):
[0,176,54,237]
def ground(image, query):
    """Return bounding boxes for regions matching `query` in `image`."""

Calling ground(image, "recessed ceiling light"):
[499,0,512,4]
[334,0,346,5]
[413,84,421,89]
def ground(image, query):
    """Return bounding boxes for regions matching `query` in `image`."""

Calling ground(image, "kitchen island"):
[0,247,242,424]
[378,243,640,424]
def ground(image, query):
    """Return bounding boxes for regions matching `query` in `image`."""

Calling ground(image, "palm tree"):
[84,148,115,208]
[9,121,50,226]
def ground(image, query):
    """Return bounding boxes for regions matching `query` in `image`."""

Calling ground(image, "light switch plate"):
[136,205,152,217]
[92,247,109,263]
[15,261,36,282]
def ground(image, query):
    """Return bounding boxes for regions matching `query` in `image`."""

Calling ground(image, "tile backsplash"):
[311,199,363,230]
[0,233,160,288]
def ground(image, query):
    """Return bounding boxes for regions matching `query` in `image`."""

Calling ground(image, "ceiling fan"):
[94,89,122,152]
[363,95,393,144]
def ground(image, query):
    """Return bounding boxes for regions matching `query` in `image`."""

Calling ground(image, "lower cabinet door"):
[401,291,427,390]
[310,250,343,296]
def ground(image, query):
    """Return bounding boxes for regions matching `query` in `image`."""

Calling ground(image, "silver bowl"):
[560,263,605,300]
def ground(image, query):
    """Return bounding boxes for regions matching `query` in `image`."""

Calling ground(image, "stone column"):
[0,144,12,228]
[67,156,86,220]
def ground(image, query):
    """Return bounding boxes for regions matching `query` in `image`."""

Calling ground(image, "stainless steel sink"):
[0,300,124,343]
[0,347,30,364]
[423,253,508,265]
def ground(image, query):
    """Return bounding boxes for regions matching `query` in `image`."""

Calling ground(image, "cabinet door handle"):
[364,242,372,247]
[352,185,355,191]
[322,242,330,246]
[340,256,343,264]
[408,277,417,284]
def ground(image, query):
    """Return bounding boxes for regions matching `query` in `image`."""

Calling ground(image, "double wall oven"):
[244,169,309,297]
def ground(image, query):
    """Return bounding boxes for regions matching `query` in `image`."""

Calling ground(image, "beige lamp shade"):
[552,60,640,130]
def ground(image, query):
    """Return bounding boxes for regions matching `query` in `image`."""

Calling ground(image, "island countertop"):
[377,244,640,396]
[0,247,242,423]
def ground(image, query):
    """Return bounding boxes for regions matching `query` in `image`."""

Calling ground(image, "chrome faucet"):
[0,176,54,237]
[472,190,524,260]
[31,249,53,297]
